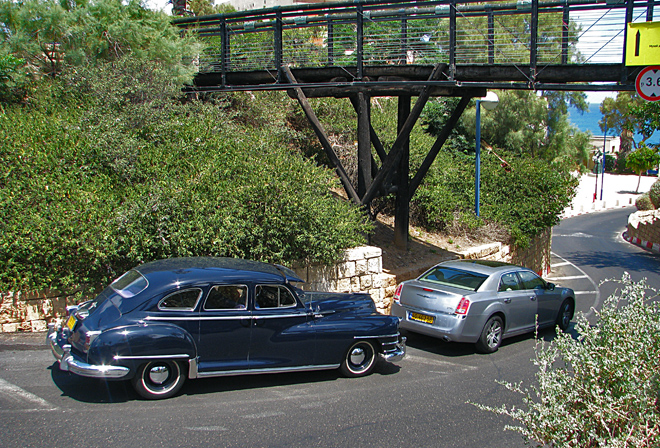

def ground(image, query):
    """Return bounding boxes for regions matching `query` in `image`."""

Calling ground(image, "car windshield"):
[420,266,488,291]
[110,270,148,298]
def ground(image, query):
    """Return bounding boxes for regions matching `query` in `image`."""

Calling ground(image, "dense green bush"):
[412,152,577,247]
[0,57,371,294]
[475,275,660,447]
[648,179,660,209]
[636,193,655,211]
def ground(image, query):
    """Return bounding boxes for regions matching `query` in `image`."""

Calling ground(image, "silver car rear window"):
[110,269,148,298]
[420,266,488,291]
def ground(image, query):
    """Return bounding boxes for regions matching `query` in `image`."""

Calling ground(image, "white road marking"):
[551,261,571,268]
[575,291,599,295]
[244,411,285,419]
[404,355,476,371]
[546,275,588,280]
[185,426,228,432]
[551,252,601,319]
[0,378,58,411]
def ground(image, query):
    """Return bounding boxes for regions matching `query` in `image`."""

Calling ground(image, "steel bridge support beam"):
[282,66,361,205]
[357,92,371,199]
[394,95,411,250]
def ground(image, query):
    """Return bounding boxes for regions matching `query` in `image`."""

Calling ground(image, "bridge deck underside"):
[192,63,639,96]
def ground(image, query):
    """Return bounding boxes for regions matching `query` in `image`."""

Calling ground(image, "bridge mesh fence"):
[185,0,659,78]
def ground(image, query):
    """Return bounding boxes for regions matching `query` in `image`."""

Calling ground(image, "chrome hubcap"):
[148,365,169,384]
[350,347,366,366]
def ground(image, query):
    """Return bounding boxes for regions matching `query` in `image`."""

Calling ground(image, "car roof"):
[135,257,303,284]
[437,259,522,276]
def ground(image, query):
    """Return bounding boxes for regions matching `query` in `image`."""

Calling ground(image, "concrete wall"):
[0,230,552,332]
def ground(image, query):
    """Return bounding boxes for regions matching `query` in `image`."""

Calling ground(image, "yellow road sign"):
[626,22,660,66]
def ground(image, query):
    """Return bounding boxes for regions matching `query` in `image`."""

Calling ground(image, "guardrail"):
[174,0,658,89]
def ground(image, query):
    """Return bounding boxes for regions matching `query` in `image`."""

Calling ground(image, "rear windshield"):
[420,266,488,291]
[110,270,148,298]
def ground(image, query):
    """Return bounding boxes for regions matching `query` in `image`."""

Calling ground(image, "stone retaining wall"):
[1,229,553,332]
[626,210,660,246]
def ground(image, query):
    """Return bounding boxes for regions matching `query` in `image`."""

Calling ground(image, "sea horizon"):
[568,103,659,145]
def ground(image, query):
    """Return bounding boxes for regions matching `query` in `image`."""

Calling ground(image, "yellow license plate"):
[410,312,434,324]
[66,315,77,331]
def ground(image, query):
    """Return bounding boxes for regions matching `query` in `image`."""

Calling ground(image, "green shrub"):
[636,193,654,211]
[0,57,371,294]
[411,151,578,247]
[648,180,660,208]
[474,274,660,447]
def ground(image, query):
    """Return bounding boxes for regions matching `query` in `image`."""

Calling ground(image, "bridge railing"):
[173,0,658,85]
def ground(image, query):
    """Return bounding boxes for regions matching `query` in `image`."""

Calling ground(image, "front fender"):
[87,323,197,376]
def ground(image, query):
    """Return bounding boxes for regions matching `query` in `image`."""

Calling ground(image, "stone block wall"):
[0,290,66,333]
[292,246,388,313]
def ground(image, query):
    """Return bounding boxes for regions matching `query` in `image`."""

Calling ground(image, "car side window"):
[498,272,522,292]
[204,285,248,310]
[158,288,202,311]
[518,271,546,290]
[255,285,297,309]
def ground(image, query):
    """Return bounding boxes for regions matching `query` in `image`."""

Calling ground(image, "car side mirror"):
[546,282,555,290]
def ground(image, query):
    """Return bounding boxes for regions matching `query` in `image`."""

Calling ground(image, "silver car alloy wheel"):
[485,320,502,349]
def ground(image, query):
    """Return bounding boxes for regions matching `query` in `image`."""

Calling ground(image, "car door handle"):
[530,296,536,301]
[252,317,265,327]
[503,298,511,304]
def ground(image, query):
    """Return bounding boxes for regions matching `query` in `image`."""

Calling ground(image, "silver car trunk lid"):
[399,281,468,315]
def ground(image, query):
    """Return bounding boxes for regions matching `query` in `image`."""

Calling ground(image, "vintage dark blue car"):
[47,257,405,399]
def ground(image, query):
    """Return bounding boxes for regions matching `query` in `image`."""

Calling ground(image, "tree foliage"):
[626,144,660,193]
[0,0,200,86]
[474,275,660,448]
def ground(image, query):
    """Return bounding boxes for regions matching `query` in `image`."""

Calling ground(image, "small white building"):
[588,135,621,171]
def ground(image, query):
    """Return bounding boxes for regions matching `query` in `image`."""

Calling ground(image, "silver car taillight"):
[455,297,470,315]
[393,284,403,303]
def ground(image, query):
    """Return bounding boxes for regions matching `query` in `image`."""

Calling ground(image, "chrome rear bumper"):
[381,336,406,363]
[47,324,129,379]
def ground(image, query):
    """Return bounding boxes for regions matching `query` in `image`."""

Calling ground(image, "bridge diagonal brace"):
[282,65,361,205]
[360,63,444,206]
[409,96,472,198]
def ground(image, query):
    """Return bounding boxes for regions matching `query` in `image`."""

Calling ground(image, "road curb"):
[622,231,660,254]
[561,200,633,219]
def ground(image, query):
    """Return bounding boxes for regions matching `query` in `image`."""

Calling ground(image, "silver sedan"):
[391,260,575,353]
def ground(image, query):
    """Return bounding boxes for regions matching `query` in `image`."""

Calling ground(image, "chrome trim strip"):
[144,313,306,321]
[196,364,340,378]
[113,354,190,361]
[353,333,400,339]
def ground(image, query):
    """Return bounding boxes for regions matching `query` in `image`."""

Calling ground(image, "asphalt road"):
[1,207,657,448]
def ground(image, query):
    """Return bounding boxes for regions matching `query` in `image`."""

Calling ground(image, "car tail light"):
[83,331,101,353]
[455,298,470,315]
[393,284,403,303]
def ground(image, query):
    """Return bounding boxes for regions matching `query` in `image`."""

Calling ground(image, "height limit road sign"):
[636,66,660,102]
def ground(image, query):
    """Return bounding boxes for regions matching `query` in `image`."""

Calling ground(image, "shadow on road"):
[48,358,400,403]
